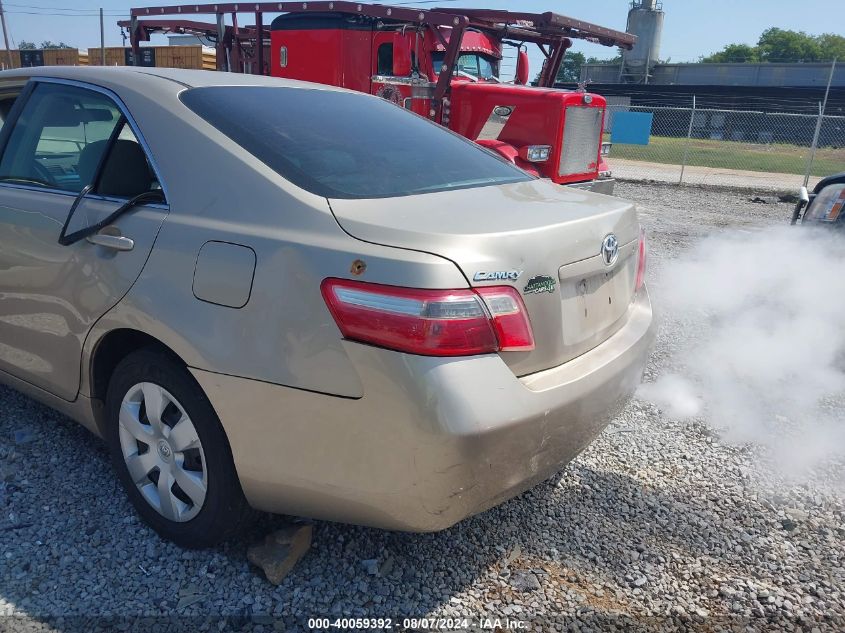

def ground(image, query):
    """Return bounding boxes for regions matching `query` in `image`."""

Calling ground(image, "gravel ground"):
[1,182,843,632]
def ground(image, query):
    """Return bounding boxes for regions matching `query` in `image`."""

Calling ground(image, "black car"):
[792,172,845,228]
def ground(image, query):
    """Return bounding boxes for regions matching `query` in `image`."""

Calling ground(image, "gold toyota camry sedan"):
[0,67,653,547]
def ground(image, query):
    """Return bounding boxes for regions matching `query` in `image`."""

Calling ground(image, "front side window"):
[433,52,499,81]
[377,43,393,76]
[181,86,529,199]
[0,83,120,193]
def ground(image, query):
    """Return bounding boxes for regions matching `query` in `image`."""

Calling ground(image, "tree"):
[587,54,623,65]
[556,51,585,82]
[554,52,622,84]
[701,43,760,63]
[757,28,820,62]
[15,40,71,50]
[817,33,845,61]
[701,29,843,64]
[39,41,73,49]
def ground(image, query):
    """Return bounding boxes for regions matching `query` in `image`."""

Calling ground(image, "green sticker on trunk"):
[523,275,556,295]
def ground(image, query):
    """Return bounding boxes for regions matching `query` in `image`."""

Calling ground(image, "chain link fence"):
[605,103,845,192]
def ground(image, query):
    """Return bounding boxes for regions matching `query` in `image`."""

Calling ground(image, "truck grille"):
[558,106,604,177]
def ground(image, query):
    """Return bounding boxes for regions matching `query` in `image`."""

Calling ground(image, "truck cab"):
[270,11,618,193]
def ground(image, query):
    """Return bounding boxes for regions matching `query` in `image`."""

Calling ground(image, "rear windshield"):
[180,86,530,199]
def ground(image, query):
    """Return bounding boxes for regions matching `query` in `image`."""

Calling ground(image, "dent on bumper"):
[192,291,654,532]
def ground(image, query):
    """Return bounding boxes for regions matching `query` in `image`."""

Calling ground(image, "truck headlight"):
[520,145,552,163]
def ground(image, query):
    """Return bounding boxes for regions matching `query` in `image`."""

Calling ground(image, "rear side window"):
[180,86,530,199]
[0,89,21,130]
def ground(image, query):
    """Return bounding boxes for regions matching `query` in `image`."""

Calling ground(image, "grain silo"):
[621,0,665,84]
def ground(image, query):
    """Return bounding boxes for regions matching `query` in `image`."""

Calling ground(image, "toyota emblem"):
[601,234,619,266]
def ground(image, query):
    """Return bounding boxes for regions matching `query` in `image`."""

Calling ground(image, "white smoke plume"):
[638,225,845,482]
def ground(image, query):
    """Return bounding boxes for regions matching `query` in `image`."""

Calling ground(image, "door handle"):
[86,233,135,252]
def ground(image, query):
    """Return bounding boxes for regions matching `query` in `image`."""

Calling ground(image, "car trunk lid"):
[328,178,640,376]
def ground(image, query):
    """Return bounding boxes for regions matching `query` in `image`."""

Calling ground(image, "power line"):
[4,3,127,9]
[582,56,842,64]
[4,10,127,16]
[5,0,455,8]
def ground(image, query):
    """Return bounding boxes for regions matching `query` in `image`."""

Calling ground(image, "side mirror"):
[392,32,412,77]
[800,182,845,224]
[515,50,530,85]
[791,186,810,225]
[798,186,810,204]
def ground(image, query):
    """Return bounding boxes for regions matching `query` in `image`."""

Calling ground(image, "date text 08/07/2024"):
[307,617,529,630]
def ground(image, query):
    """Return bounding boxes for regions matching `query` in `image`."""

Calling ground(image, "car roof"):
[0,65,345,93]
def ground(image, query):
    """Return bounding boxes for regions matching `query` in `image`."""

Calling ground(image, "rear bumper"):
[192,290,654,531]
[567,177,616,195]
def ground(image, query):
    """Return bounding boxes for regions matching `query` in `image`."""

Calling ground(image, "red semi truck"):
[124,3,636,193]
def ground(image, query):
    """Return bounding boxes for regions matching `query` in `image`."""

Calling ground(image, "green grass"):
[607,135,845,177]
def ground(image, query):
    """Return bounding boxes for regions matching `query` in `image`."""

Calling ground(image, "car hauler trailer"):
[123,3,635,193]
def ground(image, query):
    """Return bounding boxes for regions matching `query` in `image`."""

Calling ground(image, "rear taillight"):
[474,286,535,352]
[635,228,647,292]
[321,279,535,357]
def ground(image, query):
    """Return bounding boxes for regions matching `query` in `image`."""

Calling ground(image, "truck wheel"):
[105,348,254,548]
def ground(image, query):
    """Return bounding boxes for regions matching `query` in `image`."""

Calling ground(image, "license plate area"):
[559,242,636,346]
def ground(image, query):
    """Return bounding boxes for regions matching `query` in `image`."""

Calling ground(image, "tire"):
[105,347,254,548]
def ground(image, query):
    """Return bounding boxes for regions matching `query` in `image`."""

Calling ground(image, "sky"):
[2,0,844,66]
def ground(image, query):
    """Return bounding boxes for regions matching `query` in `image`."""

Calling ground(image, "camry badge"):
[523,275,556,295]
[601,234,619,266]
[473,270,522,282]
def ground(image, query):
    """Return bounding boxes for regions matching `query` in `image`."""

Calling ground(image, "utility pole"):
[0,0,14,70]
[100,8,106,65]
[679,94,697,185]
[804,58,837,188]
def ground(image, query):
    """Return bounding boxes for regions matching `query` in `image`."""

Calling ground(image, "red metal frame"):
[125,2,634,91]
[434,9,635,49]
[118,18,264,71]
[124,2,633,186]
